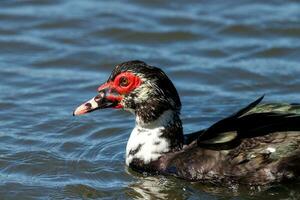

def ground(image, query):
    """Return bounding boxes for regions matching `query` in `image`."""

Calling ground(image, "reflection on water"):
[127,176,174,200]
[128,178,300,200]
[126,170,300,199]
[0,0,299,199]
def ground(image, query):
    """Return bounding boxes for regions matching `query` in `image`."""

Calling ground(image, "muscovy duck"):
[73,60,300,185]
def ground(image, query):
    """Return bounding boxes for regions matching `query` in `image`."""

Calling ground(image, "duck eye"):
[119,77,129,87]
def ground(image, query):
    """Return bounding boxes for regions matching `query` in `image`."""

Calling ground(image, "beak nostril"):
[94,96,101,102]
[85,103,92,109]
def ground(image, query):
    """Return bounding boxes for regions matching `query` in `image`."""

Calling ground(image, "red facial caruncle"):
[97,72,142,108]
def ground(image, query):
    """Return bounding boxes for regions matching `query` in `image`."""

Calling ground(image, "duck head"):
[73,60,181,124]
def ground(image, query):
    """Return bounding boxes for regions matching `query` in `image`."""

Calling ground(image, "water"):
[0,0,300,199]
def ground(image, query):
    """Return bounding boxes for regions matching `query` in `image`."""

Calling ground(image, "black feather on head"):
[109,60,181,123]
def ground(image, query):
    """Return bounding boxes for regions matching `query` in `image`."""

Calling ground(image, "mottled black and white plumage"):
[74,60,300,185]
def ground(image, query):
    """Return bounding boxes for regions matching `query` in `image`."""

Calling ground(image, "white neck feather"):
[126,110,174,166]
